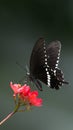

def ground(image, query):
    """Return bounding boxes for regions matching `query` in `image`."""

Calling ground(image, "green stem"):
[0,104,20,126]
[0,111,16,126]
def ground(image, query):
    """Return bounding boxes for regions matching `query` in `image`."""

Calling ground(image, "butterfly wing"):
[29,38,47,90]
[46,40,61,70]
[29,38,68,90]
[49,68,69,89]
[30,39,61,81]
[30,38,46,77]
[56,68,69,84]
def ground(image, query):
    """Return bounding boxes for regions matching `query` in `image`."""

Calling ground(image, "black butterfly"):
[27,38,68,91]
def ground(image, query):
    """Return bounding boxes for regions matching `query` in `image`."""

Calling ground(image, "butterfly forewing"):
[30,38,46,76]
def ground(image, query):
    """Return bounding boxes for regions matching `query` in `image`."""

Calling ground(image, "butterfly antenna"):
[16,61,27,73]
[16,62,30,84]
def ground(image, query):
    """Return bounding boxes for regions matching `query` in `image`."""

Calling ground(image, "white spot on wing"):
[45,62,47,65]
[45,54,47,57]
[56,60,59,64]
[57,56,59,59]
[55,48,61,69]
[44,50,46,53]
[45,58,47,61]
[44,46,46,49]
[45,68,48,71]
[43,41,50,87]
[54,70,56,75]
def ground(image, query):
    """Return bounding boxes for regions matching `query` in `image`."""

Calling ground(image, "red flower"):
[28,91,42,107]
[10,82,21,95]
[10,82,42,107]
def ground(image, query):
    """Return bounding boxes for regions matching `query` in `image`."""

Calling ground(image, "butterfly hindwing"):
[56,68,69,84]
[46,41,61,70]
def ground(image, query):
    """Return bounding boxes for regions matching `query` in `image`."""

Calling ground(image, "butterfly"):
[27,38,68,91]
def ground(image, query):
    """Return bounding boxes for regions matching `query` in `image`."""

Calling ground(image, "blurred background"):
[0,0,73,130]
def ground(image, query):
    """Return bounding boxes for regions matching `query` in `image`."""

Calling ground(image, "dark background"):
[0,0,73,130]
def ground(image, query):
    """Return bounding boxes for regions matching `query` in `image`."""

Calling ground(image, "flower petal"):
[10,82,20,94]
[28,91,42,107]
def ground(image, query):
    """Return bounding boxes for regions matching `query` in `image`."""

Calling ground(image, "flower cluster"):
[10,82,42,107]
[0,82,43,125]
